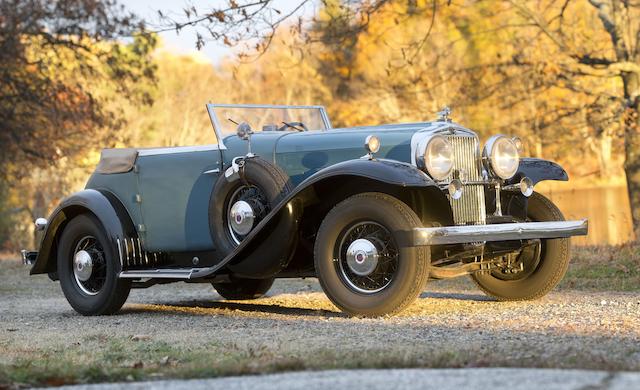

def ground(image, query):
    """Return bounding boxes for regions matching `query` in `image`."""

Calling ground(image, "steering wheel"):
[278,121,308,132]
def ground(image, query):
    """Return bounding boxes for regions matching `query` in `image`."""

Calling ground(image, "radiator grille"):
[446,135,486,225]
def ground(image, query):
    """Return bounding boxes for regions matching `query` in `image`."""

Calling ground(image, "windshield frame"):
[206,103,333,149]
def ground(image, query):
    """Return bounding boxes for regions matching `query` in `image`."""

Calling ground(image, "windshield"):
[207,104,331,137]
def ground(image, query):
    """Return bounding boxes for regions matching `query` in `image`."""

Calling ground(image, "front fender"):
[507,158,569,186]
[30,189,136,275]
[304,158,438,187]
[194,158,439,278]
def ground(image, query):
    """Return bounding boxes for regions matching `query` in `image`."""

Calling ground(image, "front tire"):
[57,214,131,315]
[471,192,570,300]
[314,193,429,317]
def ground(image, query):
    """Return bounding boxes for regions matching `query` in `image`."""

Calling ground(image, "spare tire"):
[209,157,293,257]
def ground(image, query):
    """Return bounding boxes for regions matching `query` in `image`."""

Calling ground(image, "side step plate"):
[119,269,196,279]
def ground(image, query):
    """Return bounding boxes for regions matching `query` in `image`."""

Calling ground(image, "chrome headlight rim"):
[416,135,454,181]
[483,135,520,180]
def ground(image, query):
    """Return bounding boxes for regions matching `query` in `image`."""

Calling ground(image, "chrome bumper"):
[21,250,38,265]
[414,219,588,246]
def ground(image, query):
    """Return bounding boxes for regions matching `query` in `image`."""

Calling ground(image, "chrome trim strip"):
[116,238,123,269]
[133,238,140,266]
[118,268,211,279]
[136,238,143,266]
[203,168,220,174]
[414,219,588,245]
[137,144,221,156]
[123,238,130,267]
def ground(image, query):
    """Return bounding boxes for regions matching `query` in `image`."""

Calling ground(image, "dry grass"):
[562,244,640,291]
[0,244,638,388]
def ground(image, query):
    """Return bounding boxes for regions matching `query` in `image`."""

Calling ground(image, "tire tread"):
[471,192,570,301]
[314,192,429,317]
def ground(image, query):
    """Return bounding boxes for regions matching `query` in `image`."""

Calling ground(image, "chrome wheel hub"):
[226,184,270,245]
[336,222,399,294]
[72,236,106,296]
[229,200,255,235]
[73,250,94,282]
[345,239,379,276]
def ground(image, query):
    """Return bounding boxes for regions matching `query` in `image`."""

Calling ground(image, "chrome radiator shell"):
[446,135,486,225]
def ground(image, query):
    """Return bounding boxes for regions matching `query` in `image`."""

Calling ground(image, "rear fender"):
[30,189,136,275]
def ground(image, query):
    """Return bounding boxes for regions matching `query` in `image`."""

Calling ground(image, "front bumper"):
[414,219,588,246]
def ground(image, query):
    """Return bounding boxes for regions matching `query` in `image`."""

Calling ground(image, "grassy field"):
[562,244,640,291]
[0,244,638,388]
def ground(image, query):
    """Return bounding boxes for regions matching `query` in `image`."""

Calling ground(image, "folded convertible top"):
[95,148,139,174]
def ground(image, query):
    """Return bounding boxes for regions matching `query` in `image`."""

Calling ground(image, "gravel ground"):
[1,258,639,387]
[45,368,640,390]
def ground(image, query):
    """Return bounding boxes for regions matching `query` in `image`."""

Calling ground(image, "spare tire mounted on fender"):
[209,157,294,257]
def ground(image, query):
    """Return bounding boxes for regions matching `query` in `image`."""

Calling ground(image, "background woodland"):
[1,0,638,249]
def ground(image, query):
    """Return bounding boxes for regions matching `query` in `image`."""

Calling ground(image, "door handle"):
[203,168,220,175]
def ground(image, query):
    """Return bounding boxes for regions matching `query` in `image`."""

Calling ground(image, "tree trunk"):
[622,72,640,240]
[599,131,613,178]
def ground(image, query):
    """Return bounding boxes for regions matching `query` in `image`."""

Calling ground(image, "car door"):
[135,145,222,253]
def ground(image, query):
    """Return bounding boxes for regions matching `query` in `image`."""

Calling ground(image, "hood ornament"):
[437,106,452,123]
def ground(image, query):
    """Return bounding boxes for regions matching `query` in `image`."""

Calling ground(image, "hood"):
[272,121,477,185]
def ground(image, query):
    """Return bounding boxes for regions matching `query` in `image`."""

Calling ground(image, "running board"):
[119,267,218,280]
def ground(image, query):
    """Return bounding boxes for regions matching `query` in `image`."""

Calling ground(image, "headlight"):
[418,135,453,181]
[483,135,519,179]
[364,135,380,154]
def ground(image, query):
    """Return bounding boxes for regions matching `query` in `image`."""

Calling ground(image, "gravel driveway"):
[1,258,639,387]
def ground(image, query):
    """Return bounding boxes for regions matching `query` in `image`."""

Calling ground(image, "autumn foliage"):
[1,0,639,249]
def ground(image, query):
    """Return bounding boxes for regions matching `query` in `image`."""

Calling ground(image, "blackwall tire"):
[209,157,293,256]
[57,214,131,316]
[213,276,275,300]
[314,192,429,317]
[471,192,571,300]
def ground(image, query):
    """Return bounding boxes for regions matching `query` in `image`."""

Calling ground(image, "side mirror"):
[236,122,253,140]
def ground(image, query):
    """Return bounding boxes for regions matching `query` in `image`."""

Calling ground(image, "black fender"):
[507,158,569,186]
[192,158,441,279]
[500,158,567,220]
[305,158,439,187]
[30,189,136,275]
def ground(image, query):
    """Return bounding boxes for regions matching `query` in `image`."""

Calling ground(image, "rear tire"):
[471,192,570,300]
[213,276,274,300]
[314,192,429,317]
[57,214,131,315]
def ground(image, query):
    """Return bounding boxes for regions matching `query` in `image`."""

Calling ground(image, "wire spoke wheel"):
[225,183,270,245]
[335,221,399,294]
[72,235,107,296]
[315,193,429,317]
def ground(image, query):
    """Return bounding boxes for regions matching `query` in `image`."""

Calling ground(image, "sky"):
[121,0,315,65]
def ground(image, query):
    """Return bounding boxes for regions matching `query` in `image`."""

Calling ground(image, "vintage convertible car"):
[22,104,588,317]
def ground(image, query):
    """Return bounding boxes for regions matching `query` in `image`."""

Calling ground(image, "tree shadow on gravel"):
[122,300,345,318]
[121,292,497,319]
